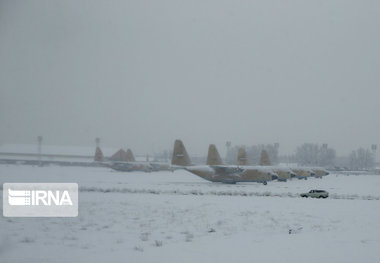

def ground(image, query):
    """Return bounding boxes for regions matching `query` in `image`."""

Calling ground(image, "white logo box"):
[3,183,78,217]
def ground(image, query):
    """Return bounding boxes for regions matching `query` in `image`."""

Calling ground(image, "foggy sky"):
[0,0,379,157]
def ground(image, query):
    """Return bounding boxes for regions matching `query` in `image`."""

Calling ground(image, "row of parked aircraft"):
[102,139,329,185]
[171,140,329,184]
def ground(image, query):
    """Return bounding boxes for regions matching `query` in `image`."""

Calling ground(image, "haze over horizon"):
[1,0,379,157]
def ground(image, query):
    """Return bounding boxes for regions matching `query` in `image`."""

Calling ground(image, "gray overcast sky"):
[0,0,379,156]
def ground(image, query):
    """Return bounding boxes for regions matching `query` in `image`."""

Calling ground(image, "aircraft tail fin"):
[125,149,136,162]
[110,149,127,162]
[237,147,248,166]
[94,147,105,162]
[259,150,271,166]
[206,144,223,165]
[171,139,191,166]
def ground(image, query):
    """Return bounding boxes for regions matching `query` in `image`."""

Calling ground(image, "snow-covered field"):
[1,164,380,263]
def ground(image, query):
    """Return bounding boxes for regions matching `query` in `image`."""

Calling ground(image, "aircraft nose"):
[272,174,278,180]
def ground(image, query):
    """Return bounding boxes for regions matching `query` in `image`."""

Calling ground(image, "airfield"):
[1,164,380,263]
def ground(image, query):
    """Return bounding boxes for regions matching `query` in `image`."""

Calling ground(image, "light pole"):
[372,144,377,165]
[37,136,43,165]
[274,143,279,164]
[225,141,231,164]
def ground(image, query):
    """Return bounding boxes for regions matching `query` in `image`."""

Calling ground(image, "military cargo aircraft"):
[108,148,171,172]
[290,168,315,180]
[308,168,330,178]
[271,167,296,181]
[109,149,153,172]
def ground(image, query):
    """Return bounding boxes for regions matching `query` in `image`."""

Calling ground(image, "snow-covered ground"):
[1,164,380,262]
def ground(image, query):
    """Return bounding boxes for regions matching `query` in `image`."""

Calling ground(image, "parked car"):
[300,190,329,198]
